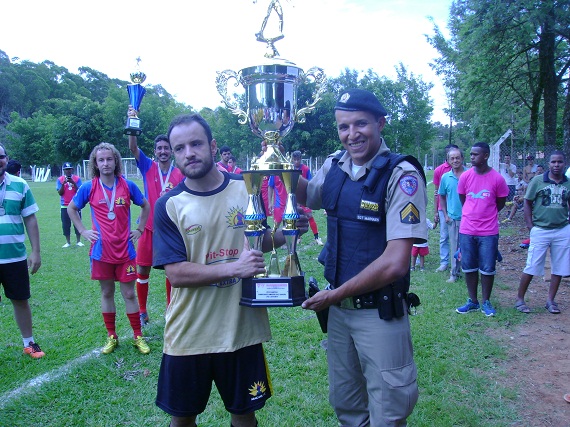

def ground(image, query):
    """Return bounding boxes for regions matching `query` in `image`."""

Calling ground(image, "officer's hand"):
[302,289,334,312]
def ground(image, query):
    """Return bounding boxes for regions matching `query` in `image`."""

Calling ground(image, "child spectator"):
[411,218,436,271]
[502,186,525,223]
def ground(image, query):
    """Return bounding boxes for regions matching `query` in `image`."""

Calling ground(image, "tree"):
[428,0,570,150]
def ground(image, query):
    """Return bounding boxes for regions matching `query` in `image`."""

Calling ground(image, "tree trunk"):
[539,9,558,146]
[563,77,570,154]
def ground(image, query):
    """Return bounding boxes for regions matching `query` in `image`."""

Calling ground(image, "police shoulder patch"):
[399,175,419,196]
[400,202,420,224]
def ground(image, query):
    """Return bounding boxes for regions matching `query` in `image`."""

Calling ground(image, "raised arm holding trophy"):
[124,57,146,136]
[216,0,326,307]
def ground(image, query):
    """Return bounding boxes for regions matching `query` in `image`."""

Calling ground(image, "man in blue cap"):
[299,88,427,426]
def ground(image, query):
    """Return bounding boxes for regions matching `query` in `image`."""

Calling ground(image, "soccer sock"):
[23,336,35,347]
[127,312,142,338]
[102,312,117,337]
[309,217,318,235]
[165,277,172,306]
[136,273,150,314]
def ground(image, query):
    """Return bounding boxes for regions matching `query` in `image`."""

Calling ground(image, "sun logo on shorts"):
[126,264,136,275]
[249,381,266,397]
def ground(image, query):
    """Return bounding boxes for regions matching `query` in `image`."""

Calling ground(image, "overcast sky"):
[1,0,452,122]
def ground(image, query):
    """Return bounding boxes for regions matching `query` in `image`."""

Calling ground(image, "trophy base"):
[240,275,306,307]
[124,117,142,136]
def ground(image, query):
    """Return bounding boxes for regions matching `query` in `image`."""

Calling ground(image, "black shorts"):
[156,344,272,417]
[0,260,31,300]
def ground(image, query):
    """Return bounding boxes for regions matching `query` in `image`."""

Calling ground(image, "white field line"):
[0,348,101,410]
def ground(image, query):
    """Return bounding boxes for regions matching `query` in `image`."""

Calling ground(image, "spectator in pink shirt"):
[455,142,509,317]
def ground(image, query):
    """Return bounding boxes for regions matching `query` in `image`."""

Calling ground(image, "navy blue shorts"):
[0,260,31,300]
[156,344,272,417]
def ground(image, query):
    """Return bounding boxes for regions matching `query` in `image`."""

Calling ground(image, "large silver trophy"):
[217,0,326,307]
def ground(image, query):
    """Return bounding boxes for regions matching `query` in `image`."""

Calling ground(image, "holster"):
[376,283,406,321]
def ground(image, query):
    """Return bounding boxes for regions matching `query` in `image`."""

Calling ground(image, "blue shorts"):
[459,233,499,275]
[156,344,272,417]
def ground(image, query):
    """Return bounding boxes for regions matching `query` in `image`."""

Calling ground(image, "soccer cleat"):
[102,335,118,354]
[76,241,85,247]
[481,300,496,317]
[315,237,324,246]
[520,238,530,249]
[501,218,511,224]
[446,275,458,283]
[456,298,480,314]
[505,201,513,207]
[62,243,71,248]
[140,312,149,327]
[435,265,448,272]
[133,336,150,354]
[23,342,45,359]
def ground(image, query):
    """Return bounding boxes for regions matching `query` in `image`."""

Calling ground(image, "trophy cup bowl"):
[124,68,147,136]
[216,59,326,170]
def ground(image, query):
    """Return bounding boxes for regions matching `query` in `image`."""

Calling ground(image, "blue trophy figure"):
[124,57,146,136]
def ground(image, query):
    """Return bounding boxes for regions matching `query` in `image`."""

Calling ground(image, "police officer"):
[299,89,427,427]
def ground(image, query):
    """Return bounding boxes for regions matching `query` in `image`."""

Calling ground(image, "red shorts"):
[91,259,137,283]
[411,246,429,257]
[136,228,153,267]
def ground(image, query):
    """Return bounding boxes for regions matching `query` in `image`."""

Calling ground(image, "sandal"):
[514,302,531,313]
[545,301,561,314]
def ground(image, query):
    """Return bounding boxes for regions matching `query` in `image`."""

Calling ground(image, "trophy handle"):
[295,67,327,124]
[216,70,248,125]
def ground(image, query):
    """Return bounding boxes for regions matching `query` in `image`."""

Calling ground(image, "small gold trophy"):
[124,57,146,136]
[217,0,326,307]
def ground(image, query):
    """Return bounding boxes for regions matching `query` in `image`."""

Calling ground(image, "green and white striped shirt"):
[0,173,39,263]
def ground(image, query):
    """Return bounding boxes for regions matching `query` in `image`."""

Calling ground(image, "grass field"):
[0,177,526,426]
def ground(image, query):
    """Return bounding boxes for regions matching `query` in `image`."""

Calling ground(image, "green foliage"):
[427,0,570,151]
[0,51,439,172]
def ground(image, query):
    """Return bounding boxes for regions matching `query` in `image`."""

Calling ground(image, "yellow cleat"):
[102,335,118,354]
[133,336,150,354]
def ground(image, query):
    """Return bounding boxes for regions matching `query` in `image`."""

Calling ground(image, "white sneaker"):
[446,275,457,283]
[315,237,324,246]
[62,243,71,248]
[76,241,85,247]
[435,265,448,272]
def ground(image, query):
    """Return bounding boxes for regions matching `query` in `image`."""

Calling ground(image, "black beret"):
[334,89,387,117]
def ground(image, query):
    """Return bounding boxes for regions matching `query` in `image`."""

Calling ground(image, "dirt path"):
[491,217,570,426]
